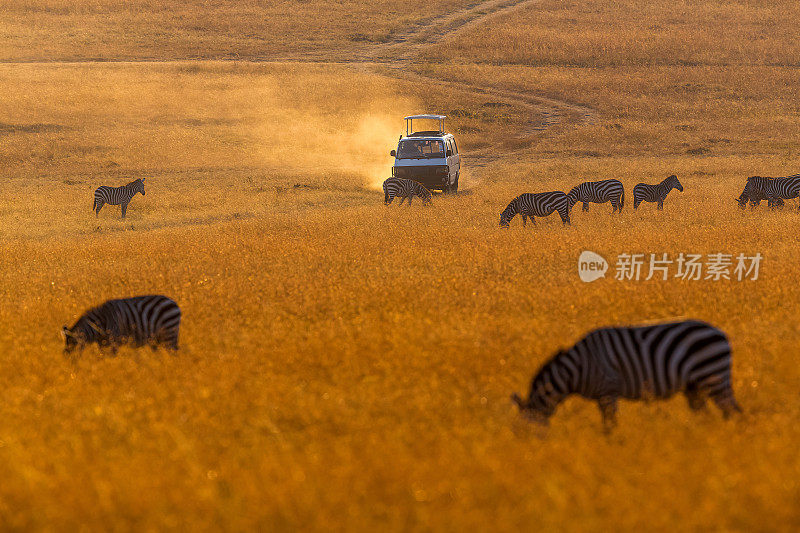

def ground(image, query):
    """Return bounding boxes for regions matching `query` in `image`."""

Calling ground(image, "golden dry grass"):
[1,0,800,530]
[0,0,476,62]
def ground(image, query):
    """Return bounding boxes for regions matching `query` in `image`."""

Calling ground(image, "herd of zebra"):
[489,175,684,227]
[383,172,800,227]
[62,296,740,431]
[72,171,800,430]
[94,172,799,222]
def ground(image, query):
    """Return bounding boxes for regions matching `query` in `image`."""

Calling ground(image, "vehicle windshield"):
[397,139,445,159]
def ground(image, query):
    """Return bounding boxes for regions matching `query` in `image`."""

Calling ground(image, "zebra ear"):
[61,326,71,339]
[141,178,146,183]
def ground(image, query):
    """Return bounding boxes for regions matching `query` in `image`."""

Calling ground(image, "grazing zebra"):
[744,175,800,210]
[566,179,625,213]
[511,320,740,431]
[62,295,181,356]
[93,178,146,218]
[499,191,571,227]
[383,177,432,205]
[736,178,784,209]
[632,174,683,210]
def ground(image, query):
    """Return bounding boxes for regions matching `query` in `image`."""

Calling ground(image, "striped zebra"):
[566,179,625,213]
[736,178,784,209]
[511,320,740,431]
[383,177,432,205]
[62,295,181,356]
[93,178,146,218]
[499,191,571,227]
[632,174,683,210]
[744,175,800,209]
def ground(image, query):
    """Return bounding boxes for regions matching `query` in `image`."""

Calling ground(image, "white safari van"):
[390,115,461,193]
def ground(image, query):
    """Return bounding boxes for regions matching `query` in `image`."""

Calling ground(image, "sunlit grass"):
[2,0,800,530]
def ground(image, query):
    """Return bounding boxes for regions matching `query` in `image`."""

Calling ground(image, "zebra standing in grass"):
[744,175,800,209]
[62,295,181,356]
[632,174,683,210]
[736,178,784,209]
[567,179,625,213]
[499,191,571,227]
[93,178,146,218]
[511,320,740,431]
[383,177,432,205]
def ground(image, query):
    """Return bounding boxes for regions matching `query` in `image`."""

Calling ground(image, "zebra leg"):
[559,209,570,225]
[407,195,413,205]
[121,201,128,218]
[597,396,618,432]
[158,327,180,352]
[521,214,527,227]
[398,196,405,205]
[582,202,589,212]
[95,200,104,217]
[709,385,742,419]
[657,199,664,210]
[633,197,641,210]
[684,386,708,412]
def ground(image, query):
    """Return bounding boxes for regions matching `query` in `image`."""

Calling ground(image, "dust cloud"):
[248,69,420,190]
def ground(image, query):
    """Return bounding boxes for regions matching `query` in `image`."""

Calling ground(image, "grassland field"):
[1,0,799,530]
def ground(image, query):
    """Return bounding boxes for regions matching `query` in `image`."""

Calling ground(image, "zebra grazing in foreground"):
[632,174,683,210]
[499,191,571,227]
[744,175,800,209]
[93,178,146,218]
[511,320,740,431]
[567,179,625,213]
[736,178,784,209]
[383,177,432,205]
[62,295,181,356]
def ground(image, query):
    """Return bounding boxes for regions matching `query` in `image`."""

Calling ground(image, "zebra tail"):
[620,190,624,209]
[92,197,97,211]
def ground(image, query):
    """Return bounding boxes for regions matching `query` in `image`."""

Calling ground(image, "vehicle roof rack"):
[404,114,446,136]
[408,131,444,137]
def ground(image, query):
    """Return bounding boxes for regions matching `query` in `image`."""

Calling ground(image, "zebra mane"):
[529,349,571,391]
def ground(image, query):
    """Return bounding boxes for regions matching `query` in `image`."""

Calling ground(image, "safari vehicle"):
[390,114,461,193]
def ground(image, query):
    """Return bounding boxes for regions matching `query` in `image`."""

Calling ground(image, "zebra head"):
[133,178,146,196]
[735,191,749,209]
[421,188,432,206]
[667,174,683,192]
[512,352,572,424]
[736,181,756,208]
[61,325,85,354]
[566,187,580,209]
[510,385,553,425]
[499,201,516,228]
